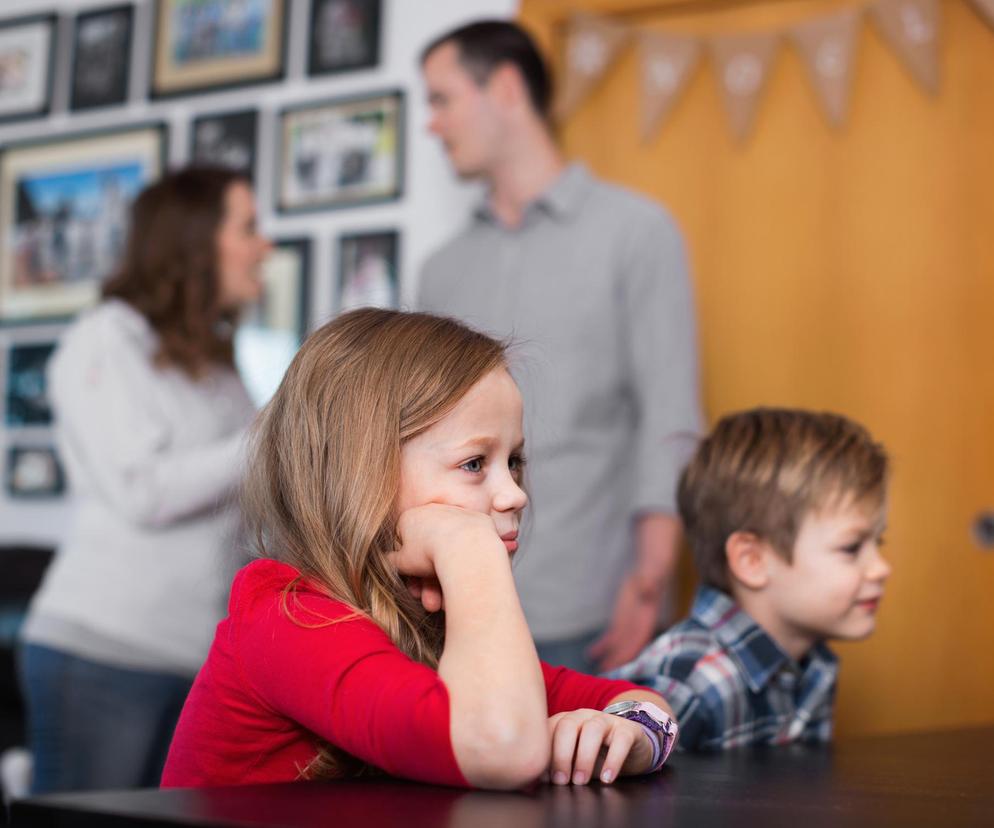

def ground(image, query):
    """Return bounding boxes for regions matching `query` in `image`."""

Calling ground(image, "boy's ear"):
[725,531,771,590]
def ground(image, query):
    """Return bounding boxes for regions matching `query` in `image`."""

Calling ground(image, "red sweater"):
[162,559,643,788]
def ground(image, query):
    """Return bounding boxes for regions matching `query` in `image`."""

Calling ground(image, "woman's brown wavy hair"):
[102,165,249,377]
[243,308,508,780]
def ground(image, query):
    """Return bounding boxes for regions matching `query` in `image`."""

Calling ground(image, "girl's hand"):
[546,709,654,786]
[392,504,504,613]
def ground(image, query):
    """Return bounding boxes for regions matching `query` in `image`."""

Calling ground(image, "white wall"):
[0,0,518,545]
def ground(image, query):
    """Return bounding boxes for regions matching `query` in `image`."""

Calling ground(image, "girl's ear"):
[725,531,772,591]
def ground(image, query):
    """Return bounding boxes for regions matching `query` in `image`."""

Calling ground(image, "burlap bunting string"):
[552,0,974,142]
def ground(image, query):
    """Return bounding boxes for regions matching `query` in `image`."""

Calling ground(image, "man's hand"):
[586,574,662,671]
[588,513,682,671]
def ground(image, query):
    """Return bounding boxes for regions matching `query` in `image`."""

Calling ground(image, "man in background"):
[418,20,702,673]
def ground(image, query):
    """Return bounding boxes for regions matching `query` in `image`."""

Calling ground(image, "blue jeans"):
[18,643,193,793]
[535,629,603,675]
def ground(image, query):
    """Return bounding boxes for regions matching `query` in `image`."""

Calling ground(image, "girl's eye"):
[461,457,484,473]
[509,454,526,474]
[840,542,862,555]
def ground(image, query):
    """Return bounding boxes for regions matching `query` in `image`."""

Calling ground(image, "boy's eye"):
[840,542,863,555]
[461,457,484,473]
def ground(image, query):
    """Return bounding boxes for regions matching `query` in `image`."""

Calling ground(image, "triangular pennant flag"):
[967,0,994,32]
[871,0,941,94]
[709,31,780,143]
[638,32,701,142]
[791,8,861,128]
[553,14,631,121]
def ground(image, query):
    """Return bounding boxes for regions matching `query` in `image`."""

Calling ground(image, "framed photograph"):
[0,123,167,324]
[70,5,134,111]
[190,108,258,179]
[336,229,399,314]
[236,237,311,407]
[0,14,56,124]
[6,445,65,498]
[5,341,56,427]
[150,0,287,99]
[277,91,404,213]
[307,0,381,76]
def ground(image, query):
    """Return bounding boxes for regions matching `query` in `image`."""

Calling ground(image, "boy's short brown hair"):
[678,408,889,592]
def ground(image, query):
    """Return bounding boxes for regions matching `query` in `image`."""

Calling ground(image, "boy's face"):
[761,498,891,656]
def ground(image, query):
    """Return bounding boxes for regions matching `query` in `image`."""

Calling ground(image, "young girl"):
[162,309,677,790]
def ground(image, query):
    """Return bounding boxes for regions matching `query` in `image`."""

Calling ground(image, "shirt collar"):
[473,163,593,225]
[690,586,838,694]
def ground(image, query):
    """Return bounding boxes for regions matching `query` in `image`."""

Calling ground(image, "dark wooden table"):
[10,726,994,827]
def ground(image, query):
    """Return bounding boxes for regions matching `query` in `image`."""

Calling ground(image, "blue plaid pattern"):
[608,586,838,751]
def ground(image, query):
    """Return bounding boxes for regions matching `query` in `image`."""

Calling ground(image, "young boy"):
[610,408,891,751]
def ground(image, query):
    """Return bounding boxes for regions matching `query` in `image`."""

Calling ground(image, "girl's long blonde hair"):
[243,308,507,779]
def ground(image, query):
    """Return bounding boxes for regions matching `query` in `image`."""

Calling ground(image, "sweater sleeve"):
[48,308,249,529]
[542,661,646,715]
[237,587,468,787]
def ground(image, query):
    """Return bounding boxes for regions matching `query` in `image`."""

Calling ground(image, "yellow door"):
[522,0,994,735]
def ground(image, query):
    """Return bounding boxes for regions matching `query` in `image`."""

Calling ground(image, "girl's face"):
[215,181,271,311]
[397,367,528,552]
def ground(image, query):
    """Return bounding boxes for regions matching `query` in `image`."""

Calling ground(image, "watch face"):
[604,701,640,715]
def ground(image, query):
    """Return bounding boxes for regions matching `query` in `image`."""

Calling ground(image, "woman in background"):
[18,166,270,793]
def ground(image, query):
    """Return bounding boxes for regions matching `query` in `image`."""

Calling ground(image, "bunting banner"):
[791,8,862,127]
[553,14,632,121]
[969,0,994,30]
[638,32,702,141]
[710,32,780,143]
[552,0,992,142]
[871,0,941,93]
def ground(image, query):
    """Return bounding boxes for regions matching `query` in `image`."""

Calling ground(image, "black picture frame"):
[149,0,288,99]
[5,445,65,499]
[336,229,399,314]
[5,341,56,427]
[307,0,381,77]
[69,4,134,111]
[189,108,258,180]
[0,122,168,325]
[0,14,57,125]
[276,90,404,214]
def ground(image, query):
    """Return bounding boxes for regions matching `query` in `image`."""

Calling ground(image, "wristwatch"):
[603,700,678,772]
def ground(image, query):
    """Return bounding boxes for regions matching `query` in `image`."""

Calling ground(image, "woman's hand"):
[546,709,654,786]
[391,504,504,613]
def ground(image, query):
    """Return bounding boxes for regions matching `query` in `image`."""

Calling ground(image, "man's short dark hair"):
[421,20,552,118]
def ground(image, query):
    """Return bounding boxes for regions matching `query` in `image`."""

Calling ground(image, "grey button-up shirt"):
[418,164,702,640]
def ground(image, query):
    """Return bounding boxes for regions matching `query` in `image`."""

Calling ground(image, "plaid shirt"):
[608,586,838,751]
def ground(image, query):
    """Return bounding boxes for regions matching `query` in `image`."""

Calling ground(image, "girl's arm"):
[393,505,549,790]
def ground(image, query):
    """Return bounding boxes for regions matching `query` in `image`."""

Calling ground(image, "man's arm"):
[588,513,682,670]
[589,203,702,671]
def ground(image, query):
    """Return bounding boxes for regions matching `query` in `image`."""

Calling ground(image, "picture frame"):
[150,0,287,99]
[307,0,381,77]
[336,229,399,314]
[5,445,65,499]
[236,237,311,407]
[69,4,134,111]
[5,340,56,427]
[276,91,404,213]
[0,14,57,124]
[189,108,258,180]
[0,122,168,325]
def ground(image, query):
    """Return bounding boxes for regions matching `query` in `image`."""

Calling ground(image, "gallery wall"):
[0,0,518,545]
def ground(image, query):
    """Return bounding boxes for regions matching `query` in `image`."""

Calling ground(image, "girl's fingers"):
[549,716,581,785]
[598,724,637,785]
[571,718,609,785]
[421,579,444,613]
